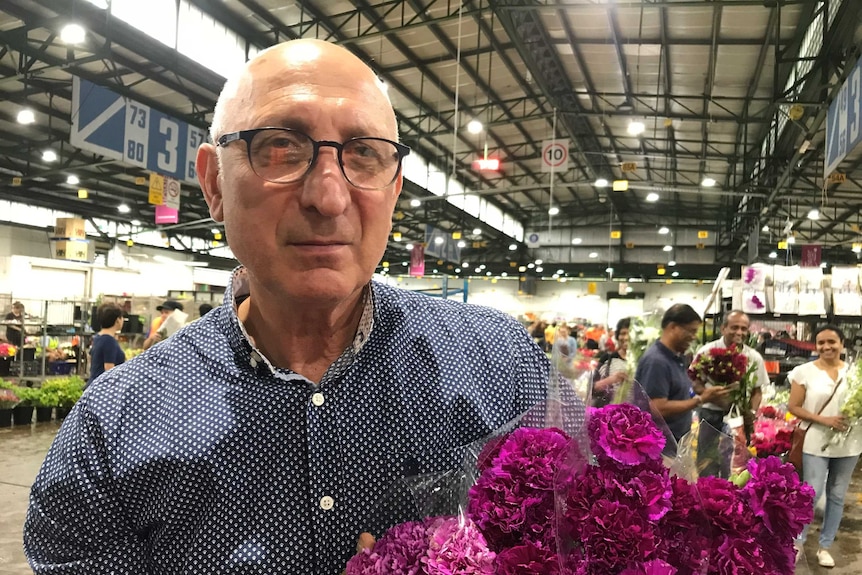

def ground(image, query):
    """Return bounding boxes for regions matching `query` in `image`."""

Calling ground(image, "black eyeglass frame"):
[216,127,411,190]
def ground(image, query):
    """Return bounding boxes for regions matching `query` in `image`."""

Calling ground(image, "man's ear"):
[197,143,224,222]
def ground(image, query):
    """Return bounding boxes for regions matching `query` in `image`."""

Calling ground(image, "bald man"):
[24,40,548,574]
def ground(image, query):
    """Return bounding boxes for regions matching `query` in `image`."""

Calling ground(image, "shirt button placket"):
[307,388,338,554]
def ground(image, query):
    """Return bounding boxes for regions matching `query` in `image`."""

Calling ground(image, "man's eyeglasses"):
[216,127,411,190]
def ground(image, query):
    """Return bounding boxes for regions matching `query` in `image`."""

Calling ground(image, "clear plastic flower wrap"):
[345,342,815,575]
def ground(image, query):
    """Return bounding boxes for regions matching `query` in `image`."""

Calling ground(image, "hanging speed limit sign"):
[541,139,571,173]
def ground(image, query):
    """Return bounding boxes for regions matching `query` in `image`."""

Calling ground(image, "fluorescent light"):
[457,240,466,248]
[405,242,413,250]
[42,149,57,162]
[467,120,483,134]
[60,23,86,44]
[535,259,543,265]
[527,263,535,269]
[646,192,659,202]
[672,271,679,277]
[17,109,35,124]
[548,206,560,216]
[668,260,676,266]
[589,252,598,258]
[768,251,778,258]
[66,175,79,185]
[508,244,517,251]
[594,178,609,187]
[658,226,669,234]
[627,120,646,136]
[462,262,469,267]
[118,203,131,213]
[663,245,673,252]
[807,208,820,220]
[572,237,582,245]
[472,228,482,235]
[410,199,421,207]
[701,177,716,187]
[434,236,444,245]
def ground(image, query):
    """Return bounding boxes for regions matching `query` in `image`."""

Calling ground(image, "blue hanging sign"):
[824,57,862,179]
[70,76,208,186]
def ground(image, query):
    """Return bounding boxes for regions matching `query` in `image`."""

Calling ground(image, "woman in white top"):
[788,325,862,568]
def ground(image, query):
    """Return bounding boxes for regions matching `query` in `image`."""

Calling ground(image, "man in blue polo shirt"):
[635,304,733,449]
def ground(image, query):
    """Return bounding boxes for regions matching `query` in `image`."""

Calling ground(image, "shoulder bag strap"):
[814,376,843,417]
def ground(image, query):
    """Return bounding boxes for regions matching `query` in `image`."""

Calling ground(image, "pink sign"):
[409,244,425,277]
[800,245,821,267]
[155,204,179,224]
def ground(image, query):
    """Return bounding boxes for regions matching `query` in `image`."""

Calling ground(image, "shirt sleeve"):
[23,397,150,573]
[752,351,769,389]
[636,355,671,400]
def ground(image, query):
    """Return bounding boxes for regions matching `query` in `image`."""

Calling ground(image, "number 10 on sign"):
[541,139,570,173]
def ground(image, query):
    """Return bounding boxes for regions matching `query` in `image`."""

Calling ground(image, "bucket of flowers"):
[0,387,20,427]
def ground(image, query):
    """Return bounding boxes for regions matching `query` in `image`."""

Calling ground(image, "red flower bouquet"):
[688,344,755,411]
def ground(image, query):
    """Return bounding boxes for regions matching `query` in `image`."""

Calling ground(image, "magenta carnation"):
[344,519,430,575]
[619,559,678,575]
[741,456,815,540]
[496,540,561,575]
[711,535,770,575]
[695,476,755,536]
[467,427,570,551]
[587,404,665,465]
[424,516,496,574]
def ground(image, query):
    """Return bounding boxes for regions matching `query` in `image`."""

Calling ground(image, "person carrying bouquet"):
[690,310,768,477]
[787,325,862,568]
[23,39,549,575]
[635,304,734,451]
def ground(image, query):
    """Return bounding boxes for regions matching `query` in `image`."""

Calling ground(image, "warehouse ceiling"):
[2,0,862,282]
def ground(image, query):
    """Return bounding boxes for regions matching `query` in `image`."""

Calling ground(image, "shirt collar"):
[223,266,374,379]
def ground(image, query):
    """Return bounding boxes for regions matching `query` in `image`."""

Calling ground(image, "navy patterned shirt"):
[24,269,548,575]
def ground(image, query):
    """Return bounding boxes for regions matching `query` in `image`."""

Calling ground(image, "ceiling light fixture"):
[627,120,646,136]
[508,243,518,251]
[646,192,659,202]
[131,219,141,226]
[672,271,680,277]
[66,175,80,185]
[572,237,582,245]
[594,178,609,188]
[762,225,769,232]
[17,109,35,124]
[807,208,820,220]
[60,23,86,44]
[467,119,483,134]
[548,206,560,216]
[434,236,444,245]
[42,149,57,162]
[473,227,482,235]
[701,177,716,187]
[588,252,598,258]
[117,203,131,214]
[668,260,676,266]
[410,199,421,207]
[405,243,414,251]
[658,226,669,234]
[663,245,673,252]
[457,240,466,248]
[535,259,543,265]
[535,266,543,273]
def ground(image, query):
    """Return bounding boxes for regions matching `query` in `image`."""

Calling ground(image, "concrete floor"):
[1,422,862,574]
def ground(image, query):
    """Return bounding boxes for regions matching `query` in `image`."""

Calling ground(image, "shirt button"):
[311,392,325,407]
[320,496,334,510]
